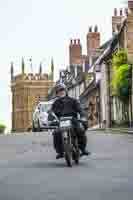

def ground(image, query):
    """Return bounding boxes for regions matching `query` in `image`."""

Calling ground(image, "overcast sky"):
[0,0,125,130]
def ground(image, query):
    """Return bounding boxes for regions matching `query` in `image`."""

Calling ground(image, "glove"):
[80,118,88,130]
[80,117,87,122]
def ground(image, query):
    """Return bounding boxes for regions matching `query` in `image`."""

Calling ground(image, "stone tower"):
[86,25,100,56]
[69,39,82,65]
[49,58,54,80]
[11,59,54,132]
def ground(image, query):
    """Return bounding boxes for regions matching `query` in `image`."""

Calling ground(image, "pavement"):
[88,127,133,134]
[0,130,132,200]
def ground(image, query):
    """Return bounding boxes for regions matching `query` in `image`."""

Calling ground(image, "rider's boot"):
[80,149,91,157]
[56,153,64,159]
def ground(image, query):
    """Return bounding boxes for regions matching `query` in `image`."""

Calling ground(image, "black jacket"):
[51,96,85,119]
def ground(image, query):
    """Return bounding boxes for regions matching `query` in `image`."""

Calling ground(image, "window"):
[40,104,52,112]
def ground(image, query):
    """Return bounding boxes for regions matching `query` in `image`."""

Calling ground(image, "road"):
[0,131,132,200]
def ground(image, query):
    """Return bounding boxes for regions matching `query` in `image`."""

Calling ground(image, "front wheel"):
[72,138,80,165]
[64,142,72,167]
[73,150,80,165]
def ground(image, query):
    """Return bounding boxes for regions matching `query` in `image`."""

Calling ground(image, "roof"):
[89,18,127,73]
[80,81,96,100]
[66,71,86,89]
[99,38,112,50]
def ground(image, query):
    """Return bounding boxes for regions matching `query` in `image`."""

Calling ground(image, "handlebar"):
[41,125,58,130]
[45,112,87,132]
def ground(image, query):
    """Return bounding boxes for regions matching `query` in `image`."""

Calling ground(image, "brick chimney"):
[112,8,125,34]
[128,0,133,15]
[86,25,100,56]
[69,39,82,65]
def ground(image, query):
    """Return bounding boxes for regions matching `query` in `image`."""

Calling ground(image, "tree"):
[111,49,131,101]
[0,124,6,134]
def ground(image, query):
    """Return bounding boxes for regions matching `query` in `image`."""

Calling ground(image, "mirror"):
[38,106,41,112]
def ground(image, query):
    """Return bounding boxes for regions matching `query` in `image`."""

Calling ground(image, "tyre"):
[37,120,41,132]
[32,122,37,132]
[72,138,80,165]
[74,150,80,165]
[64,143,72,167]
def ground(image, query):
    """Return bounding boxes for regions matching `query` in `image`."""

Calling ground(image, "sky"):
[0,0,125,131]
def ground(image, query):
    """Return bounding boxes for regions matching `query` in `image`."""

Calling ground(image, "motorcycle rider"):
[50,83,90,159]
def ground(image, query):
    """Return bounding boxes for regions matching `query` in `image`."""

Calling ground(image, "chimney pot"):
[120,8,123,16]
[125,8,128,16]
[114,8,117,16]
[89,26,92,32]
[94,25,98,32]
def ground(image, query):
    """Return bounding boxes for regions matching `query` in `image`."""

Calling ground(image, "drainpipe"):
[130,64,133,127]
[106,60,112,128]
[98,84,101,128]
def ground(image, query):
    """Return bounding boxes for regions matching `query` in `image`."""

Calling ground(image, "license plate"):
[64,131,68,138]
[60,120,71,128]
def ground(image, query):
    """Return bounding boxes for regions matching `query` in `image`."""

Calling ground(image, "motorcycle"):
[59,116,80,167]
[48,113,81,167]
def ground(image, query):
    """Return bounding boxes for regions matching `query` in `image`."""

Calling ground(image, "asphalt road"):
[0,131,132,200]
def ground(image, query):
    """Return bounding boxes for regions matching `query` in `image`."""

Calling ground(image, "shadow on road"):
[32,160,89,169]
[0,159,90,169]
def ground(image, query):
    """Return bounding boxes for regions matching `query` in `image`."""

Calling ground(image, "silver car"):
[32,101,53,132]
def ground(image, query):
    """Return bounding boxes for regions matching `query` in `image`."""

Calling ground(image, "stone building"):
[11,59,54,132]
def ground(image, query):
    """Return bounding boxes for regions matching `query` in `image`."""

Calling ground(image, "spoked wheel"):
[72,149,80,165]
[64,143,72,167]
[72,140,80,165]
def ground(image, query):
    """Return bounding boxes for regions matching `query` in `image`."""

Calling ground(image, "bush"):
[0,124,6,134]
[111,50,131,100]
[112,49,127,68]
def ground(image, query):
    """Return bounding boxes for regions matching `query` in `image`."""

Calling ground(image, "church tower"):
[11,58,54,132]
[49,58,54,80]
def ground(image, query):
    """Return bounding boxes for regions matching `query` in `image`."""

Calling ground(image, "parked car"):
[32,101,53,132]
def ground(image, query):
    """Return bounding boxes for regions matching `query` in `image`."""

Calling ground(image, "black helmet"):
[55,83,67,94]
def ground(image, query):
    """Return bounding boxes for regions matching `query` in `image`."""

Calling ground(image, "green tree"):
[111,50,131,101]
[0,124,6,134]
